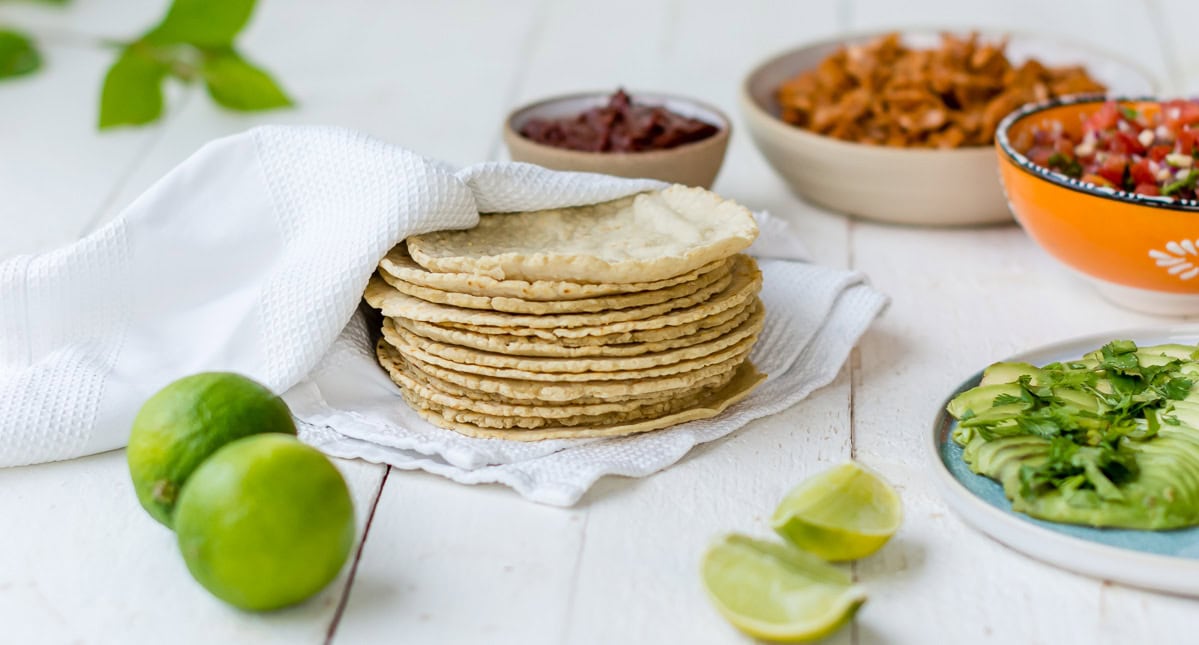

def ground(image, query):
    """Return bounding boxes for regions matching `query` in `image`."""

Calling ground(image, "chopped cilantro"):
[1165,377,1194,400]
[1100,340,1139,370]
[949,340,1199,505]
[1046,152,1083,178]
[1163,169,1198,197]
[993,393,1027,406]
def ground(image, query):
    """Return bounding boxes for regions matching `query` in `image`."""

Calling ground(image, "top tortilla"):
[404,184,758,283]
[379,244,728,301]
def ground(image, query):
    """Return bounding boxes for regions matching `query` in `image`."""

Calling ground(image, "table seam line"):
[847,165,859,645]
[324,465,390,645]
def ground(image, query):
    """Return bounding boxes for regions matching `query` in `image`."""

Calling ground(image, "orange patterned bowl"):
[996,96,1199,316]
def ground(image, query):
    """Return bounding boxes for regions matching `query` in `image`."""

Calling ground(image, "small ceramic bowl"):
[996,96,1199,316]
[740,30,1157,226]
[503,91,730,188]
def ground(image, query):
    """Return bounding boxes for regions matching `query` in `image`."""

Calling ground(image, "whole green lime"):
[174,434,355,611]
[127,372,296,527]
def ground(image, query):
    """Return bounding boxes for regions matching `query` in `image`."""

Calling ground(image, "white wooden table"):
[2,1,1198,643]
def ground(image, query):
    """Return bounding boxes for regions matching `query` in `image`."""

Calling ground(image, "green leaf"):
[1165,377,1195,401]
[1046,152,1083,179]
[147,0,256,47]
[1100,340,1139,371]
[1163,169,1198,197]
[992,393,1026,407]
[0,29,41,79]
[201,49,292,111]
[98,47,168,129]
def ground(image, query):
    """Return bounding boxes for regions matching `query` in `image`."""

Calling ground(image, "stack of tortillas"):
[363,185,766,440]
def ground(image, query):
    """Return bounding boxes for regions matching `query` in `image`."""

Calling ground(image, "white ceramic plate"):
[930,327,1199,595]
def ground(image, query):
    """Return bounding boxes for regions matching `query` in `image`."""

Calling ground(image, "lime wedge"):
[701,534,866,642]
[771,462,901,561]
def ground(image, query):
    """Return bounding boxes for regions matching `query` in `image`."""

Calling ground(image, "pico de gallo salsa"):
[1019,99,1199,201]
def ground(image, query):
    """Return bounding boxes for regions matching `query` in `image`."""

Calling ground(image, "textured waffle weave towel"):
[0,125,886,505]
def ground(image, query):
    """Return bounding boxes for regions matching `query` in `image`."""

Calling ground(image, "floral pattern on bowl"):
[1150,240,1199,281]
[996,96,1199,315]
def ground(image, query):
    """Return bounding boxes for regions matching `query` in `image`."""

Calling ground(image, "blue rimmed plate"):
[930,327,1199,595]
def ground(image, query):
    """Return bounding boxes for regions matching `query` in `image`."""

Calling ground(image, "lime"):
[701,534,866,642]
[771,462,901,561]
[127,372,296,527]
[173,434,355,611]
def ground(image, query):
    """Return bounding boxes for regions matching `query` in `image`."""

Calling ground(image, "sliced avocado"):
[1137,344,1199,362]
[1063,357,1102,371]
[952,341,1199,530]
[1176,362,1199,379]
[1053,388,1104,413]
[947,383,1023,420]
[958,403,1027,427]
[1170,401,1199,428]
[980,362,1043,387]
[1137,352,1178,368]
[972,436,1050,475]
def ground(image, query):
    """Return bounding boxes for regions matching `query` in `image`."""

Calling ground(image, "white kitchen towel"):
[0,125,886,506]
[295,260,883,506]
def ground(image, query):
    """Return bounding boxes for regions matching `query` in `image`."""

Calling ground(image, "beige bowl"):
[740,30,1158,226]
[503,91,730,188]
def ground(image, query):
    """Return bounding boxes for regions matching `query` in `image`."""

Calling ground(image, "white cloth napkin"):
[0,125,886,506]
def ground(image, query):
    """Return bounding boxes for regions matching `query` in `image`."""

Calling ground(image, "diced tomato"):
[1085,101,1121,132]
[1164,100,1199,129]
[1096,154,1129,185]
[1053,137,1075,156]
[1182,104,1199,125]
[1023,100,1199,200]
[1148,144,1172,162]
[1027,146,1054,167]
[1112,131,1146,155]
[1179,129,1197,156]
[1130,159,1156,186]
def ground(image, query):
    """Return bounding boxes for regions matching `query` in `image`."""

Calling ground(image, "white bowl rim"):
[504,90,731,159]
[740,26,1163,158]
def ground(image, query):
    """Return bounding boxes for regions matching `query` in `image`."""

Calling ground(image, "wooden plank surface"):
[0,0,185,257]
[529,3,854,644]
[1154,0,1199,91]
[0,451,384,644]
[3,0,1199,643]
[847,2,1199,643]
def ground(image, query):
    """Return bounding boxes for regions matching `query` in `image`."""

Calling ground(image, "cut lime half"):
[771,462,902,561]
[701,534,866,642]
